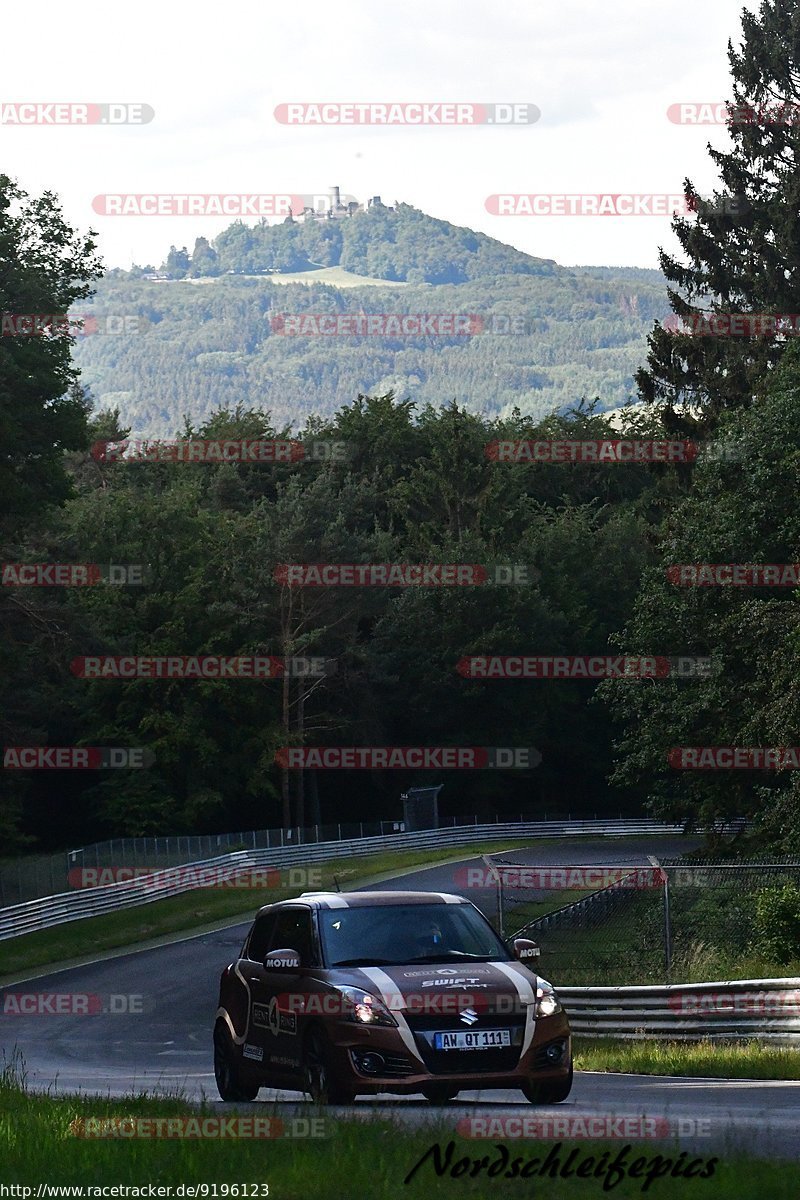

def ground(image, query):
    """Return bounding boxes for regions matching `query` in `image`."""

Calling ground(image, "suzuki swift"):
[214,890,572,1104]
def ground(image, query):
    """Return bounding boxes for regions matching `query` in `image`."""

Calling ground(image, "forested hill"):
[72,203,669,438]
[139,202,559,284]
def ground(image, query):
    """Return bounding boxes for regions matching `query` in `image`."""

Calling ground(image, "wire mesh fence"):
[491,858,800,986]
[0,811,588,907]
[0,819,414,906]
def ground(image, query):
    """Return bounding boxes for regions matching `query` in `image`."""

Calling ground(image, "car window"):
[246,913,275,962]
[319,903,511,966]
[266,907,316,967]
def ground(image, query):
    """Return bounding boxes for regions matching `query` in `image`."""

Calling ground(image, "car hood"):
[337,959,538,1016]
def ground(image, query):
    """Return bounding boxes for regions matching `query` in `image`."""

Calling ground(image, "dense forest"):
[4,0,800,857]
[70,208,670,437]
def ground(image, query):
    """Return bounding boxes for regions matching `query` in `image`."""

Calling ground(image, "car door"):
[239,911,276,1070]
[249,906,316,1079]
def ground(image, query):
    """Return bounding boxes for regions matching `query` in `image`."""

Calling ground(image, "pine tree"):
[637,0,800,434]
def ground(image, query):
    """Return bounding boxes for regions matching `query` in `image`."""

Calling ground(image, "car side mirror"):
[512,938,540,962]
[263,948,301,970]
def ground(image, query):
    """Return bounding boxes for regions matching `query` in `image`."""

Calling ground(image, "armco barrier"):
[0,819,685,942]
[560,977,800,1042]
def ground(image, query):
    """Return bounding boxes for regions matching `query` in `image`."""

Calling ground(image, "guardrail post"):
[664,870,672,978]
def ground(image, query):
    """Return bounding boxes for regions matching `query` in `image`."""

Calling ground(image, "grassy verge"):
[0,840,531,980]
[0,1065,795,1198]
[574,1037,800,1080]
[506,889,597,936]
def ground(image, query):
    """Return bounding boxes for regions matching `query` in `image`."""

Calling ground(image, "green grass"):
[574,1037,800,1080]
[0,1061,795,1198]
[534,891,800,987]
[0,840,531,981]
[506,889,598,937]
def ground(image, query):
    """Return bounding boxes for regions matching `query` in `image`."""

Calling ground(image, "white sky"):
[0,0,758,271]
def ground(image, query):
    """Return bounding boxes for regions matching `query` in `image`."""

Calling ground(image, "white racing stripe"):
[359,967,425,1064]
[491,960,537,1056]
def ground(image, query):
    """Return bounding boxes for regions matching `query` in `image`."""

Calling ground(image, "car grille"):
[349,1049,415,1078]
[405,1013,526,1076]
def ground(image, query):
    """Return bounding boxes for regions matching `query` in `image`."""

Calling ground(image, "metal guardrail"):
[560,977,800,1042]
[511,867,645,940]
[0,819,684,942]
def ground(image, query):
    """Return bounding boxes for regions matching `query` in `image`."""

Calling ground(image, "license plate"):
[433,1029,511,1051]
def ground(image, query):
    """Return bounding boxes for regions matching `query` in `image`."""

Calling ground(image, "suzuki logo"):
[460,1008,479,1026]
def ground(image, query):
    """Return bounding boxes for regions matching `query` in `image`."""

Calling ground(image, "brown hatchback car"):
[214,890,572,1105]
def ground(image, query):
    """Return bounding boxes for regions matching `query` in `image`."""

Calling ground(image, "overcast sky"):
[1,0,759,271]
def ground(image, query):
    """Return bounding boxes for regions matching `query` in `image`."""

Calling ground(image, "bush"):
[753,882,800,964]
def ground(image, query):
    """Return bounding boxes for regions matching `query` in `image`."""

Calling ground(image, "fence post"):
[649,855,671,979]
[663,870,672,978]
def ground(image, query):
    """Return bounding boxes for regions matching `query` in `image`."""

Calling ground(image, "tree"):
[602,340,800,829]
[164,245,190,278]
[0,175,101,531]
[0,176,101,848]
[189,237,219,277]
[637,0,800,434]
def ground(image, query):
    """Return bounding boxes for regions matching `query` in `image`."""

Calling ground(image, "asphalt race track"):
[4,836,799,1160]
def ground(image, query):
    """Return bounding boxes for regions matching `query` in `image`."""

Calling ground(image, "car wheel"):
[521,1062,573,1104]
[302,1027,355,1105]
[213,1022,259,1102]
[421,1084,460,1104]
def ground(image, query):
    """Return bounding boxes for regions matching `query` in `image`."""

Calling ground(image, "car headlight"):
[534,981,563,1017]
[336,986,398,1027]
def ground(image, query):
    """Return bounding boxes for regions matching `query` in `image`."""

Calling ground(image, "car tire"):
[302,1027,355,1105]
[421,1085,460,1104]
[521,1062,573,1104]
[213,1022,259,1102]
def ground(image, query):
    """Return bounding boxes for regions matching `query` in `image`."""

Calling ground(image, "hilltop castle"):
[299,186,395,221]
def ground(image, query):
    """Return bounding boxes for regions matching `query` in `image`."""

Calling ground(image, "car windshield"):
[318,902,512,967]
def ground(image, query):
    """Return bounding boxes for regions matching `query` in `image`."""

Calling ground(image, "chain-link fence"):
[0,811,601,907]
[487,857,800,986]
